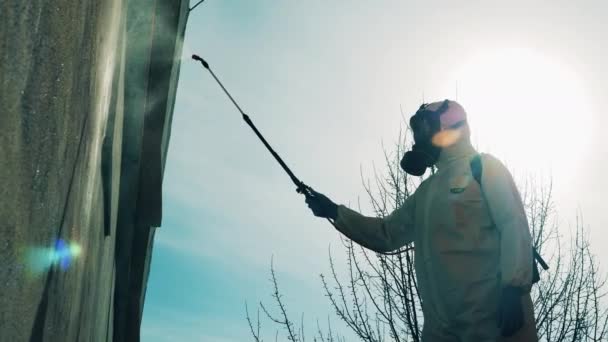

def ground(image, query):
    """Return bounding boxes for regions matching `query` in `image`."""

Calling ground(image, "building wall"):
[0,1,188,341]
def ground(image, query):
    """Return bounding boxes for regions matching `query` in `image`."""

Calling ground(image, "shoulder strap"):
[470,154,482,186]
[469,153,544,284]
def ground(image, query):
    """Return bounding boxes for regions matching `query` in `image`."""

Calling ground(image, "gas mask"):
[400,100,451,176]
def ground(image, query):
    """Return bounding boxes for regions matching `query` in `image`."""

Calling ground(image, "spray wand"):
[192,54,412,256]
[192,54,314,198]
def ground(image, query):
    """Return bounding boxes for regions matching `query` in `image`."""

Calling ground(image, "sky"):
[141,1,608,341]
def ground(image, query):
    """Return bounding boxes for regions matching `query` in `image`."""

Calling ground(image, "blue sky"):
[142,1,608,341]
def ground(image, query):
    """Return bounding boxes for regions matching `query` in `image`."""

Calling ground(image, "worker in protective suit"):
[306,100,538,341]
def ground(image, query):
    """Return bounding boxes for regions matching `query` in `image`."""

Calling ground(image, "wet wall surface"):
[0,1,188,341]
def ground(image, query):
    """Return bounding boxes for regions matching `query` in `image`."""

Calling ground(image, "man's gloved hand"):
[305,189,338,220]
[498,286,524,337]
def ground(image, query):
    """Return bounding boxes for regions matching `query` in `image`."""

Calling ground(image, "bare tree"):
[246,257,346,342]
[249,127,608,341]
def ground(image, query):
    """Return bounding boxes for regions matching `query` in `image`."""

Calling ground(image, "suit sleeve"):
[482,155,534,288]
[332,194,416,253]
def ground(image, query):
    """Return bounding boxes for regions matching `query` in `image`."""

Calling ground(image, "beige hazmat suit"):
[333,140,538,341]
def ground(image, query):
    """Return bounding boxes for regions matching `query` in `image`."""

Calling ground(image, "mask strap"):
[435,99,450,116]
[448,120,466,129]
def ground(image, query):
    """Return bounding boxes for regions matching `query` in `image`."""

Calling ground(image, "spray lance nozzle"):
[192,54,209,69]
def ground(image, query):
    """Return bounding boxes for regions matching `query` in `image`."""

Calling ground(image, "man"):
[306,100,538,341]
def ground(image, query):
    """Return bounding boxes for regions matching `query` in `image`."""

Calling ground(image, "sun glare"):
[450,48,593,181]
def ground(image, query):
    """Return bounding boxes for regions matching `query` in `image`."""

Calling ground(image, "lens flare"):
[70,243,82,257]
[25,239,83,276]
[432,129,461,148]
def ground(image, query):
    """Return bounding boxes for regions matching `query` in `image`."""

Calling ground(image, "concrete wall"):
[0,1,188,341]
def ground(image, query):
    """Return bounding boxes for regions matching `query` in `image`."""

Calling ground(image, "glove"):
[498,286,524,337]
[305,189,338,220]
